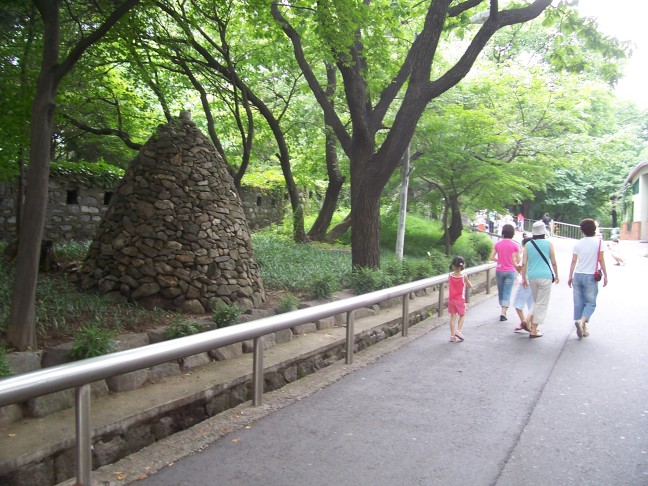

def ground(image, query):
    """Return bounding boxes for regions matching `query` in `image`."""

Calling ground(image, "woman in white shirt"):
[567,218,608,339]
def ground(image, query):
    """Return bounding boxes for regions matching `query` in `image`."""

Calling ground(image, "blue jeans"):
[572,273,599,321]
[496,271,517,307]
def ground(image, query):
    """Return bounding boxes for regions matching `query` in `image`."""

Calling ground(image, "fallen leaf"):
[8,433,16,438]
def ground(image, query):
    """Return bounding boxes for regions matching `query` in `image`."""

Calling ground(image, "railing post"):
[345,310,355,364]
[437,283,445,317]
[75,384,92,486]
[486,268,491,294]
[253,336,264,406]
[401,293,409,336]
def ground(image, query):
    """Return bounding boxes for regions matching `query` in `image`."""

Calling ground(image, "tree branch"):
[60,113,142,151]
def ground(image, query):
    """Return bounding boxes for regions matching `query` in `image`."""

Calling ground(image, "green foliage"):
[350,266,393,294]
[69,325,116,361]
[465,232,493,263]
[252,233,353,291]
[380,211,444,257]
[276,294,300,314]
[310,275,340,300]
[50,161,124,189]
[212,302,241,329]
[164,319,202,340]
[55,240,90,262]
[0,344,12,378]
[426,248,452,276]
[450,239,479,268]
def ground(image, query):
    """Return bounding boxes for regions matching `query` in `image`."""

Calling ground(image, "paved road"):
[137,238,648,486]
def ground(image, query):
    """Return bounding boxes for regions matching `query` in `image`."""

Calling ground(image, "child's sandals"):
[455,331,465,341]
[449,335,457,343]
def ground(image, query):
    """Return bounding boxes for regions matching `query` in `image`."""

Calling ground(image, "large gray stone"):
[274,328,293,344]
[147,362,181,383]
[6,351,42,375]
[178,352,211,370]
[106,369,148,392]
[291,322,318,335]
[114,332,150,351]
[0,404,23,426]
[209,343,243,361]
[41,342,74,368]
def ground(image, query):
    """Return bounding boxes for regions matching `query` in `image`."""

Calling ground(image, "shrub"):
[350,266,393,294]
[212,302,241,329]
[408,260,436,281]
[451,238,480,267]
[69,325,116,360]
[0,344,12,378]
[467,232,493,262]
[164,319,202,340]
[310,275,339,300]
[426,248,452,275]
[380,211,444,257]
[381,258,410,285]
[276,294,300,314]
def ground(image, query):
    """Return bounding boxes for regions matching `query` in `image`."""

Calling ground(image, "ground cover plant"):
[0,215,491,353]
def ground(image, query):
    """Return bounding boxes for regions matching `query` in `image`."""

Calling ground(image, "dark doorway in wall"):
[256,196,263,206]
[104,192,113,205]
[66,189,79,204]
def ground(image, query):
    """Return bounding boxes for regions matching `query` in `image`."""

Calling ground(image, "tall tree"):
[7,0,139,351]
[271,0,560,268]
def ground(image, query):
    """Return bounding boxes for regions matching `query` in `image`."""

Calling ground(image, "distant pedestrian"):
[448,256,473,343]
[542,212,552,236]
[490,224,520,322]
[607,236,625,266]
[568,218,608,339]
[517,212,525,231]
[521,221,560,338]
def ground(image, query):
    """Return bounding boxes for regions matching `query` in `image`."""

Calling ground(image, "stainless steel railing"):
[526,219,616,240]
[0,262,495,485]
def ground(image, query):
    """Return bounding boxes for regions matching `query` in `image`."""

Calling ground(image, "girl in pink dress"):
[448,256,473,342]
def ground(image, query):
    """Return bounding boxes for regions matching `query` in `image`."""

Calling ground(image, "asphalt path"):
[137,237,648,486]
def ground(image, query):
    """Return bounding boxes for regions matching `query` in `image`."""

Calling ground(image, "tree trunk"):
[7,0,139,351]
[307,130,345,241]
[325,213,351,243]
[350,157,383,268]
[440,194,464,247]
[308,64,345,242]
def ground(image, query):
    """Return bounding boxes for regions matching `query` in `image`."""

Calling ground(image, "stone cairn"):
[80,112,265,313]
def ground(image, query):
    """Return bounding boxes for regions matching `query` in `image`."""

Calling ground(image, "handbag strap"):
[529,239,554,279]
[594,239,601,272]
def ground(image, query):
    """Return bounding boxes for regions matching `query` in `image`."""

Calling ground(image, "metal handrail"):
[526,219,616,240]
[0,261,495,485]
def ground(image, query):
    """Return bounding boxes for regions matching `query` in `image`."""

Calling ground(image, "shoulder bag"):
[529,240,555,283]
[593,239,602,281]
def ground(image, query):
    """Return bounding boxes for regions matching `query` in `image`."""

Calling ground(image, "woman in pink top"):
[490,224,521,321]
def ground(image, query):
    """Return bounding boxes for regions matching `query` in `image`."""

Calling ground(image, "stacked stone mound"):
[80,112,265,313]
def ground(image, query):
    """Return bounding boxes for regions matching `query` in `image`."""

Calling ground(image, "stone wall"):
[0,177,284,243]
[0,180,110,242]
[79,113,265,313]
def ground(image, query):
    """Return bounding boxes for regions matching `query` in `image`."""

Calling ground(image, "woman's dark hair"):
[580,218,597,237]
[501,224,515,239]
[449,255,465,270]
